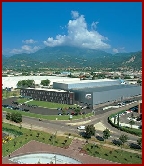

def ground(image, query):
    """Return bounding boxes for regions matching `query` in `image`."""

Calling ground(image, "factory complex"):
[20,79,141,108]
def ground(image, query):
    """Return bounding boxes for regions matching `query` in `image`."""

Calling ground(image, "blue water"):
[9,153,81,164]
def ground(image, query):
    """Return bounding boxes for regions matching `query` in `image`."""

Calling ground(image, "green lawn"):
[2,123,72,157]
[25,100,72,109]
[83,143,142,164]
[3,108,93,120]
[17,98,31,103]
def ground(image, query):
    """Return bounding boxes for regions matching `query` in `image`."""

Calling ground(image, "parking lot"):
[111,105,142,129]
[2,97,92,116]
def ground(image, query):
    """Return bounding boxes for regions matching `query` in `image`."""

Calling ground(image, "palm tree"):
[117,114,120,127]
[129,119,135,129]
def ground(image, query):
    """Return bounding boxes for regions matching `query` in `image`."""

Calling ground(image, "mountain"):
[2,46,142,70]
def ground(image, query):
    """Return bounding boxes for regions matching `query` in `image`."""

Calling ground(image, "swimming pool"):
[9,153,82,164]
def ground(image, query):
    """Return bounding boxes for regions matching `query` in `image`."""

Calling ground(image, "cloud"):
[10,45,40,54]
[22,39,37,44]
[10,48,22,54]
[71,11,79,19]
[112,48,119,53]
[91,21,99,30]
[112,47,126,53]
[119,47,126,52]
[44,11,110,50]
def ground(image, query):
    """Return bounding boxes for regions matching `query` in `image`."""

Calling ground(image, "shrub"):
[2,128,23,136]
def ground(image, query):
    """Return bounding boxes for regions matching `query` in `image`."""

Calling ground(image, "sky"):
[2,2,142,56]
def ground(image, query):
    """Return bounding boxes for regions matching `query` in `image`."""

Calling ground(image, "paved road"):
[3,100,141,144]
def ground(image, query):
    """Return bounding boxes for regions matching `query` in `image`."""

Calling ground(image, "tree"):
[123,75,131,79]
[95,73,106,79]
[17,79,35,88]
[92,75,96,80]
[85,124,95,138]
[117,114,120,127]
[74,108,81,115]
[40,79,50,86]
[119,134,128,149]
[137,137,142,149]
[114,76,119,79]
[131,112,134,119]
[114,116,116,124]
[11,112,22,123]
[129,119,135,129]
[103,128,110,143]
[137,79,142,85]
[6,112,11,120]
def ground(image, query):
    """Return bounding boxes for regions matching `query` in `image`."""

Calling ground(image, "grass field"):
[24,100,72,109]
[17,98,31,103]
[83,143,142,164]
[3,108,93,120]
[2,123,72,157]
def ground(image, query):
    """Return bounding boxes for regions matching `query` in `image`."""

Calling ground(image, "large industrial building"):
[20,79,141,108]
[53,79,142,108]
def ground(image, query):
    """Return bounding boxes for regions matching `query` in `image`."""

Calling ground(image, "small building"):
[20,88,74,105]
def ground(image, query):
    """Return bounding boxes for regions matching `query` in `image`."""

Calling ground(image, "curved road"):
[3,100,141,144]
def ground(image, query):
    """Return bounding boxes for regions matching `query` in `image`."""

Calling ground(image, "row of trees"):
[84,124,142,149]
[17,80,35,88]
[17,79,50,88]
[114,113,137,129]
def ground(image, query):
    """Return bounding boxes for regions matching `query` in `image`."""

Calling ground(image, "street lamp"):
[54,155,56,164]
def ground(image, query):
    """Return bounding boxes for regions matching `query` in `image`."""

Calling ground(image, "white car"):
[77,126,85,130]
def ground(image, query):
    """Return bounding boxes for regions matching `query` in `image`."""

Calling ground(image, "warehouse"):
[53,79,142,108]
[53,79,122,90]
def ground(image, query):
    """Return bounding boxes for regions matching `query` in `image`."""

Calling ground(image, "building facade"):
[72,85,141,108]
[53,80,142,109]
[20,79,141,108]
[20,88,74,105]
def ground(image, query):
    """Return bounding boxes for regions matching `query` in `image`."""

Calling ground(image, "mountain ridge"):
[2,46,142,70]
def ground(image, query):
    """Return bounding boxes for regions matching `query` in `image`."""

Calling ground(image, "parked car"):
[13,107,19,110]
[6,106,13,109]
[2,104,8,108]
[23,108,29,112]
[139,125,142,129]
[58,113,63,115]
[77,126,86,130]
[12,101,18,105]
[57,108,62,111]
